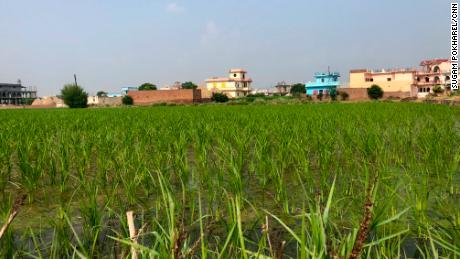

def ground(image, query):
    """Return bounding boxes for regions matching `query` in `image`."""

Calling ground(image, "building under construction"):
[0,82,37,105]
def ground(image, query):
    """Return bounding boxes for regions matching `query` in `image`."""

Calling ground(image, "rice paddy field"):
[0,102,459,258]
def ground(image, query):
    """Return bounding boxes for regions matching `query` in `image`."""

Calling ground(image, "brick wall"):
[128,89,202,105]
[338,88,412,100]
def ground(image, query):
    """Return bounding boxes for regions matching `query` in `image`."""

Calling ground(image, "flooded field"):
[0,103,459,258]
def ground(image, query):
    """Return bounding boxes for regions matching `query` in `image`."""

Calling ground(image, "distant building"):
[413,59,452,97]
[0,82,37,105]
[305,72,340,95]
[87,96,122,106]
[205,69,252,98]
[275,81,292,95]
[349,68,416,96]
[121,87,139,95]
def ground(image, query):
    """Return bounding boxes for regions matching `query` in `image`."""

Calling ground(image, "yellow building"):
[205,69,252,98]
[349,68,416,95]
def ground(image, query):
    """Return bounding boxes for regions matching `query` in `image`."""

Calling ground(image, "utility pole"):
[74,74,78,87]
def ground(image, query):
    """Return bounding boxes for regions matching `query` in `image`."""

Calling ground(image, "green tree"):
[138,83,157,91]
[96,91,107,97]
[181,81,198,89]
[211,92,229,103]
[367,84,384,100]
[290,83,306,96]
[60,84,88,108]
[317,92,324,101]
[122,95,133,105]
[330,88,337,101]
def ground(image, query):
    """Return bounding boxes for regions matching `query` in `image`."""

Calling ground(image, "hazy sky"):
[0,0,450,96]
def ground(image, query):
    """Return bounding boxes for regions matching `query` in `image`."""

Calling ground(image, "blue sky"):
[0,0,449,96]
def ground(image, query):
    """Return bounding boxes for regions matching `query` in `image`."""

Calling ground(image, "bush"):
[330,88,337,101]
[367,84,384,100]
[433,85,444,95]
[317,92,324,101]
[305,95,313,101]
[122,95,133,105]
[338,91,349,101]
[60,84,88,108]
[211,92,229,103]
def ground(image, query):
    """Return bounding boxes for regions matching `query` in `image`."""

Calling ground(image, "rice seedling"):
[0,102,458,258]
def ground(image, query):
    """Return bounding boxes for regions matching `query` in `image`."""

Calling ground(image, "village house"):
[0,82,37,105]
[413,59,452,97]
[345,58,452,99]
[205,69,252,98]
[305,72,340,95]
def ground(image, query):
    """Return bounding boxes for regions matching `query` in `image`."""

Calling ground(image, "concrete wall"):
[338,88,412,101]
[128,89,201,105]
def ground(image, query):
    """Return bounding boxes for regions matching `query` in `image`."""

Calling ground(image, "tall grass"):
[0,103,458,258]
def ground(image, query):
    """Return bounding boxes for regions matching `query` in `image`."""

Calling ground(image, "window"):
[434,76,440,83]
[370,78,374,82]
[319,90,324,94]
[234,74,237,78]
[321,78,325,83]
[433,66,440,73]
[242,74,245,79]
[427,88,430,92]
[416,77,420,82]
[387,78,391,82]
[425,77,430,83]
[446,76,450,81]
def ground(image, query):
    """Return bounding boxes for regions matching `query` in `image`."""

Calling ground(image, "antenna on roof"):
[17,79,22,85]
[328,66,330,74]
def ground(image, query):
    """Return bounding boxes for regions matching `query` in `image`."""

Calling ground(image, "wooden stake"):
[0,194,26,240]
[126,211,138,259]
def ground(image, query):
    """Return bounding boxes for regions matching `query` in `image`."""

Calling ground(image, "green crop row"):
[0,103,458,258]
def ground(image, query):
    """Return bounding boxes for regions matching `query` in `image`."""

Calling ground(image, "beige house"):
[413,59,451,97]
[205,69,252,98]
[349,68,416,96]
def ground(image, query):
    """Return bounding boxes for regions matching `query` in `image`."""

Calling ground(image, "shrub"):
[211,92,229,103]
[433,85,444,95]
[122,95,133,105]
[338,91,349,101]
[305,95,313,101]
[317,92,324,101]
[330,88,337,101]
[367,84,384,100]
[60,84,88,108]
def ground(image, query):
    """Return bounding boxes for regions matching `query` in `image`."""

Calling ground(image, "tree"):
[61,84,88,108]
[211,92,229,103]
[97,91,107,97]
[138,83,157,91]
[181,81,198,89]
[330,88,337,101]
[290,83,306,96]
[122,95,133,105]
[317,92,324,101]
[367,84,384,100]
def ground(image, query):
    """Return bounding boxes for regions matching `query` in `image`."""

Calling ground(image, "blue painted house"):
[305,72,341,95]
